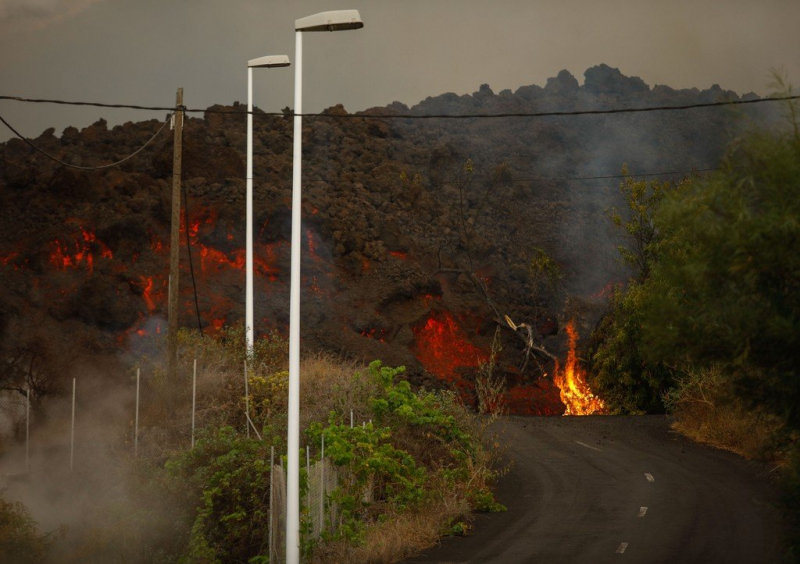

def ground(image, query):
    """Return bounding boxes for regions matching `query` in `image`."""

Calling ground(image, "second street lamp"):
[246,54,290,354]
[286,10,363,564]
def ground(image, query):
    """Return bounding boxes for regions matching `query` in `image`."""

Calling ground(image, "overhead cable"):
[464,166,723,183]
[0,111,173,170]
[1,93,798,119]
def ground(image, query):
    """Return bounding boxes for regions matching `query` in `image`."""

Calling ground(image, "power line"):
[463,166,723,183]
[181,177,204,335]
[0,104,730,182]
[1,93,798,119]
[0,111,173,170]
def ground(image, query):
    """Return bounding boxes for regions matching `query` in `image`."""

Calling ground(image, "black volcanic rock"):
[0,66,779,411]
[583,64,649,97]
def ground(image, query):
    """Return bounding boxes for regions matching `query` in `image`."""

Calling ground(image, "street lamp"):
[246,54,290,354]
[287,10,363,564]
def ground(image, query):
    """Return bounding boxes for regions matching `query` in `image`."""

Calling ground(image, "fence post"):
[269,445,274,561]
[350,409,353,429]
[320,433,325,533]
[191,359,197,449]
[70,378,76,472]
[25,388,30,473]
[135,368,140,457]
[244,360,250,439]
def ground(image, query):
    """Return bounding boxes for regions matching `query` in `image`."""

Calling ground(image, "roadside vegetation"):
[589,78,800,558]
[1,327,505,563]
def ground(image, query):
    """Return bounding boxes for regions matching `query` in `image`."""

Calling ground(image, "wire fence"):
[0,360,358,562]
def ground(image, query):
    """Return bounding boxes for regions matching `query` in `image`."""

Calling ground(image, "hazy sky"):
[1,0,799,142]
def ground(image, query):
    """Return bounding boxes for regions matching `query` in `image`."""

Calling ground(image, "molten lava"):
[49,229,112,274]
[414,311,488,383]
[553,320,606,415]
[361,328,387,343]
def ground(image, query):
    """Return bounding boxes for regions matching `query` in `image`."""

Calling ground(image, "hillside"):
[0,64,775,414]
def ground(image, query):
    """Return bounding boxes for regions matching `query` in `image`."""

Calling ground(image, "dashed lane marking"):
[638,506,648,517]
[575,440,603,452]
[644,473,655,482]
[616,542,629,554]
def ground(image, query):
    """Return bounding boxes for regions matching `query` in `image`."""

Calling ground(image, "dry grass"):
[67,329,502,563]
[310,478,471,564]
[667,366,782,460]
[672,401,782,460]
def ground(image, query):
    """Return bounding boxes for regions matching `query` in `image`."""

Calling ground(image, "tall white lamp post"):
[246,54,290,354]
[287,10,363,564]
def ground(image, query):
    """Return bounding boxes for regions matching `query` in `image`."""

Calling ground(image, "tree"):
[640,116,800,429]
[589,172,676,413]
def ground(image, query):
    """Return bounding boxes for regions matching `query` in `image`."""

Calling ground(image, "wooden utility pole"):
[167,88,184,381]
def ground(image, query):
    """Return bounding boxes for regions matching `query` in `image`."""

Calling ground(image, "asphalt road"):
[406,416,784,564]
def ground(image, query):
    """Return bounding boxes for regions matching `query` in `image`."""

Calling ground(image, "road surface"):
[406,416,784,564]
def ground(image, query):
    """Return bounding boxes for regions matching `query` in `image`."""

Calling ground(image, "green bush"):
[0,497,52,564]
[166,427,273,563]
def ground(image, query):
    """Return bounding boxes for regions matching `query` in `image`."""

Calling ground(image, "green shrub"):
[166,427,273,563]
[0,497,52,564]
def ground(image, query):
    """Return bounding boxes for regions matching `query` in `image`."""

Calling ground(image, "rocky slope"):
[0,64,775,413]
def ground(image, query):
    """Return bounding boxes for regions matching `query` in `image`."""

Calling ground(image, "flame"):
[553,320,606,415]
[390,251,407,260]
[413,311,488,383]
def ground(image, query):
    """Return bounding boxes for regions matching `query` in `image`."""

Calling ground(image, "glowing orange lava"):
[414,311,488,382]
[553,320,606,415]
[306,229,319,261]
[140,276,156,313]
[590,281,619,300]
[0,252,19,269]
[361,328,387,343]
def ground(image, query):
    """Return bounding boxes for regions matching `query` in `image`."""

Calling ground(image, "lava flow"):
[414,311,488,383]
[553,320,606,415]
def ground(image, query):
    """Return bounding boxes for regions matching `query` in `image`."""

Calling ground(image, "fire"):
[389,251,407,260]
[413,311,488,382]
[553,320,606,415]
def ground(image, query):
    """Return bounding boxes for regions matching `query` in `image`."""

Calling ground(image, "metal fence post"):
[320,433,325,533]
[25,388,30,473]
[191,359,197,448]
[135,368,140,457]
[70,378,76,472]
[244,360,250,439]
[269,445,274,560]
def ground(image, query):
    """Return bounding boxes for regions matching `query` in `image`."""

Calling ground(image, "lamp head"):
[248,54,291,68]
[295,10,363,32]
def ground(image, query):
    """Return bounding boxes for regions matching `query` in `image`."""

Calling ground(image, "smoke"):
[0,338,192,561]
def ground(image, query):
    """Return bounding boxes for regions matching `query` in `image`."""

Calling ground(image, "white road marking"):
[616,542,629,554]
[638,506,648,517]
[575,440,603,452]
[644,473,655,482]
